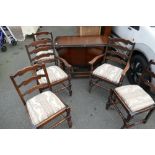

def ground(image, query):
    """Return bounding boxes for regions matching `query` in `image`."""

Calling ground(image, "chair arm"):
[57,57,72,68]
[88,54,105,65]
[56,57,72,77]
[88,54,105,71]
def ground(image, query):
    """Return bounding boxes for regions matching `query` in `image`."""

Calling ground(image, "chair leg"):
[143,108,155,124]
[68,78,72,96]
[121,115,133,129]
[66,107,72,128]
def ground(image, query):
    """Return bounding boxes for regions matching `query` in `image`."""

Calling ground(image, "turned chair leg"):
[66,108,72,128]
[68,79,72,96]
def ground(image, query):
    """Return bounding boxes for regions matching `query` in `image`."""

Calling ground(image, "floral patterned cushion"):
[37,66,68,84]
[93,63,123,84]
[115,85,155,112]
[26,91,65,126]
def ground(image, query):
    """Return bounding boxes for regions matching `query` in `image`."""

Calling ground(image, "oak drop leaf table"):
[55,36,109,77]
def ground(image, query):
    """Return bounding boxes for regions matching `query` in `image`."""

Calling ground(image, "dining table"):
[55,35,109,77]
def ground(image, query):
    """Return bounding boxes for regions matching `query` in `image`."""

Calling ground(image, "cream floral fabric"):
[93,63,123,84]
[26,91,65,125]
[115,85,155,112]
[36,49,54,61]
[37,66,68,84]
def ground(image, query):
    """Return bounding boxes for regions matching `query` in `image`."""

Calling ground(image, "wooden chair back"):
[25,39,57,65]
[104,38,135,67]
[139,60,155,92]
[32,31,53,42]
[10,64,51,105]
[26,39,54,49]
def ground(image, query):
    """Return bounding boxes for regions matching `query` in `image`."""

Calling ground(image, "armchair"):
[89,38,135,92]
[25,40,72,96]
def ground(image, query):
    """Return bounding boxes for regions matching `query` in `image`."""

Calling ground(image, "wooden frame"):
[10,64,72,129]
[25,39,72,96]
[89,38,135,92]
[25,39,56,65]
[106,60,155,129]
[32,31,54,42]
[55,36,109,77]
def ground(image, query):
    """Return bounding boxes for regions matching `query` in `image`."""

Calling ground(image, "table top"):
[55,35,108,48]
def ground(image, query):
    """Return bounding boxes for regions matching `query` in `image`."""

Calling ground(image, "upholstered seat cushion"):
[93,63,123,84]
[37,66,68,84]
[36,49,54,61]
[115,85,155,112]
[26,91,65,126]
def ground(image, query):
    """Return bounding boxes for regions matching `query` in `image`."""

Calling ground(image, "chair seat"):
[115,85,155,112]
[36,49,54,61]
[26,91,66,126]
[37,66,68,84]
[93,63,123,84]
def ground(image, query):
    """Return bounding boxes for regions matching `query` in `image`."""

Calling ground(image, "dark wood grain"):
[55,36,109,77]
[55,35,108,48]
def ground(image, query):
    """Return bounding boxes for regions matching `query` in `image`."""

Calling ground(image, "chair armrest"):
[88,54,105,65]
[56,57,72,77]
[88,54,105,71]
[56,56,72,68]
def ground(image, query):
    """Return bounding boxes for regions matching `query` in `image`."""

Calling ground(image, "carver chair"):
[89,38,135,92]
[106,60,155,129]
[10,63,72,129]
[25,40,72,96]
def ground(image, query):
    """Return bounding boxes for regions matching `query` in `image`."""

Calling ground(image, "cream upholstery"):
[26,91,65,126]
[93,63,123,84]
[36,49,54,61]
[115,85,155,112]
[37,66,68,84]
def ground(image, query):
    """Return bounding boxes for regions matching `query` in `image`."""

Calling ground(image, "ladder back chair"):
[89,38,135,92]
[32,31,54,42]
[25,39,55,63]
[25,40,72,96]
[25,39,56,65]
[106,60,155,128]
[10,64,72,129]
